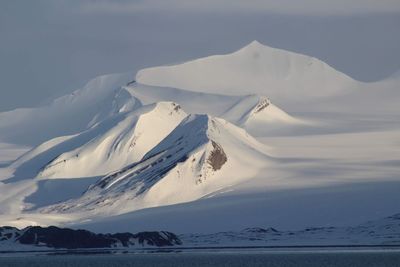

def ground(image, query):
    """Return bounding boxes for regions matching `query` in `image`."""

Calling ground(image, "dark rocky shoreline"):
[0,226,181,249]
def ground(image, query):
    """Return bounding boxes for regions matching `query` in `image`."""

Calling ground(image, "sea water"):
[0,249,399,267]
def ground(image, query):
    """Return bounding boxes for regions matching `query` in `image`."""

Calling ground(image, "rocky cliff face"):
[0,226,181,249]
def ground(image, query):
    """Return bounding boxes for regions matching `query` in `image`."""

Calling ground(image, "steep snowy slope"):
[136,41,356,106]
[4,113,130,182]
[37,102,186,179]
[42,114,272,215]
[8,102,186,180]
[0,73,135,145]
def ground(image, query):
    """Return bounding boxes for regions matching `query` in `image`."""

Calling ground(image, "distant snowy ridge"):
[0,65,307,148]
[126,83,306,135]
[137,40,356,105]
[181,213,400,247]
[0,73,135,145]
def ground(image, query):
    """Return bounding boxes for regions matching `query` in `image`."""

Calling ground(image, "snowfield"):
[0,41,399,247]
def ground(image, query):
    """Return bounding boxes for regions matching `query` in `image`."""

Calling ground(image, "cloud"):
[78,0,400,16]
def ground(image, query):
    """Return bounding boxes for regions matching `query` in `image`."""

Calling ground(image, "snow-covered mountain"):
[0,41,399,247]
[137,41,356,106]
[41,114,271,215]
[37,102,186,179]
[0,73,135,145]
[0,101,188,216]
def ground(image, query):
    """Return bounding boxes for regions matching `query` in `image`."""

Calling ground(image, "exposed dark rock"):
[207,141,227,171]
[0,226,19,241]
[4,233,12,239]
[18,226,114,249]
[388,214,400,220]
[0,226,181,249]
[253,98,270,113]
[126,80,136,86]
[132,231,182,247]
[173,103,181,112]
[243,227,279,233]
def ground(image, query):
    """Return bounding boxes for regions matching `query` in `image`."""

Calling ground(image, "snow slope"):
[67,125,400,234]
[0,102,187,215]
[41,114,272,216]
[0,73,135,145]
[4,102,141,182]
[37,102,186,179]
[137,41,356,106]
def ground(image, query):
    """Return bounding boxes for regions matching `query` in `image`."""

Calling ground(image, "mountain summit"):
[136,41,355,105]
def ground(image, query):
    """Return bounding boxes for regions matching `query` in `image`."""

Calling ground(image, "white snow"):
[125,83,307,136]
[37,102,186,178]
[0,73,135,146]
[136,41,356,107]
[39,114,272,216]
[0,41,399,246]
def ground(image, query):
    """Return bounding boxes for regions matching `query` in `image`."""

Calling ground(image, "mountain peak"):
[183,113,215,127]
[238,40,281,55]
[142,114,216,161]
[246,40,263,48]
[180,114,223,140]
[136,41,354,102]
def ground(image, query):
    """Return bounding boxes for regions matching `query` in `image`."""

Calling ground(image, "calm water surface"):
[0,249,399,267]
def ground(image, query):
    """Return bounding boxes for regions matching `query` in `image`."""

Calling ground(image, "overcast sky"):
[1,0,400,111]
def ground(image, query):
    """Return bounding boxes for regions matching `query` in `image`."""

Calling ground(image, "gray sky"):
[1,0,400,112]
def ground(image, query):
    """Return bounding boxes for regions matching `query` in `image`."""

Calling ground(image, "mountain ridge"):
[136,40,356,105]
